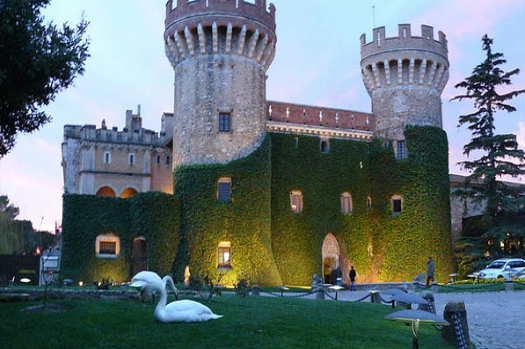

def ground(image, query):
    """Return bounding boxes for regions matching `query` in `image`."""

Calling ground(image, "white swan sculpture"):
[131,272,223,323]
[130,271,178,301]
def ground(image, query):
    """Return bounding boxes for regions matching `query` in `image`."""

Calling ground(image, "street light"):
[385,309,449,349]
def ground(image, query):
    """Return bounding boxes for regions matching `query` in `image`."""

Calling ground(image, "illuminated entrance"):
[321,233,340,284]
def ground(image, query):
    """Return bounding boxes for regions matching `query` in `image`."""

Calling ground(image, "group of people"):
[334,256,435,290]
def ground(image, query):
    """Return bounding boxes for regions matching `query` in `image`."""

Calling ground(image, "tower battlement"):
[360,24,447,60]
[164,0,276,70]
[360,24,449,141]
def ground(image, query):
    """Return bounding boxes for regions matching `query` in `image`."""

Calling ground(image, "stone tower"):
[164,0,276,168]
[360,24,449,141]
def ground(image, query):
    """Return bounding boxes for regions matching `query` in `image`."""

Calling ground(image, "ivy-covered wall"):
[269,126,454,285]
[61,192,180,282]
[61,126,453,286]
[173,136,283,286]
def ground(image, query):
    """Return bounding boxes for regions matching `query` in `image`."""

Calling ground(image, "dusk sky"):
[1,0,524,233]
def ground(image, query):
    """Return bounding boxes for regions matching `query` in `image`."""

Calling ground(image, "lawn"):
[0,293,456,349]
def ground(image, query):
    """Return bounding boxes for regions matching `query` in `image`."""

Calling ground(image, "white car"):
[477,258,525,279]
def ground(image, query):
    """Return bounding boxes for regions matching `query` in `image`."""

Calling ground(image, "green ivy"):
[61,126,454,286]
[61,192,179,283]
[173,136,283,286]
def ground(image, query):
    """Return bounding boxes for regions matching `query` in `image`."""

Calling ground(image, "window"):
[396,140,407,159]
[219,112,231,132]
[320,139,330,153]
[218,241,231,268]
[290,190,303,213]
[104,151,111,164]
[166,155,170,165]
[391,195,403,215]
[95,233,120,258]
[366,196,372,209]
[341,192,352,215]
[217,177,231,203]
[129,153,135,166]
[156,155,161,165]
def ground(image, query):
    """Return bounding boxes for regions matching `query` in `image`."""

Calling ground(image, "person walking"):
[426,256,435,288]
[349,265,357,291]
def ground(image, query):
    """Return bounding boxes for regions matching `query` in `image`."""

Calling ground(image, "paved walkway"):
[319,289,525,349]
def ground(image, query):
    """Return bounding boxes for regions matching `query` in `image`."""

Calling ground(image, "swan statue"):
[132,273,223,323]
[130,271,178,302]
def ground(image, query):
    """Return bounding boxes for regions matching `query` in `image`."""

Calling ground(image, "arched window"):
[120,187,138,199]
[341,192,352,215]
[95,233,120,258]
[290,190,303,213]
[96,186,116,197]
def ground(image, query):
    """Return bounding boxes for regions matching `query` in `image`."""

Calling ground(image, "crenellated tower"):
[164,0,276,168]
[360,24,449,141]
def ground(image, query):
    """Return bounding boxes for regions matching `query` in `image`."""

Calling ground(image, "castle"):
[61,0,456,285]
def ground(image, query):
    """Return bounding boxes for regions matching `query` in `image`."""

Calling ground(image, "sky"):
[1,0,524,233]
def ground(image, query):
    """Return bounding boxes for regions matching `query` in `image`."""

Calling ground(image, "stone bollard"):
[431,281,438,293]
[370,290,381,304]
[442,302,471,349]
[419,291,435,313]
[505,280,514,292]
[252,285,260,296]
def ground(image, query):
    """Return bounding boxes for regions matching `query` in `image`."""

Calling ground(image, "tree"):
[0,0,89,157]
[452,35,525,274]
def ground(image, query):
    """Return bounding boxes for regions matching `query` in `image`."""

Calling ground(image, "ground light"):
[385,309,449,349]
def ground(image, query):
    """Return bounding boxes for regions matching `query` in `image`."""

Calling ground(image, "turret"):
[360,24,449,141]
[164,0,277,168]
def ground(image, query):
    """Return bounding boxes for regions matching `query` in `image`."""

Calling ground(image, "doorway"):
[132,236,147,276]
[321,233,340,284]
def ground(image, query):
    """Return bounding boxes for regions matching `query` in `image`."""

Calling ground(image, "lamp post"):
[386,309,449,349]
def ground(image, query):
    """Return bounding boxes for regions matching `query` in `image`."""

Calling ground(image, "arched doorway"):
[132,236,147,276]
[321,233,340,284]
[96,186,116,197]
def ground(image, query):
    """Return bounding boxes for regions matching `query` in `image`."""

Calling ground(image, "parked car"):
[477,258,525,279]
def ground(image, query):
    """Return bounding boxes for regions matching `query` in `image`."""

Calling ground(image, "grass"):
[0,294,456,349]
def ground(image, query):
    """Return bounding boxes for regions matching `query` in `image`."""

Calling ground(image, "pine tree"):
[452,35,525,272]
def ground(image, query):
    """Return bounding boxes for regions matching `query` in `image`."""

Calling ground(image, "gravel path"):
[434,290,525,349]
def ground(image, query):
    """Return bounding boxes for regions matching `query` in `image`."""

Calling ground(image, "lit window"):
[391,195,403,215]
[104,151,111,164]
[396,140,407,159]
[320,139,330,153]
[217,177,232,203]
[95,234,120,258]
[366,196,372,209]
[129,153,135,166]
[290,190,303,213]
[341,192,352,215]
[219,112,231,132]
[218,241,231,268]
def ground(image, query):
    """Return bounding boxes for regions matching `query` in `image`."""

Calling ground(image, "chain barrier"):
[349,292,371,302]
[451,311,468,349]
[258,287,373,302]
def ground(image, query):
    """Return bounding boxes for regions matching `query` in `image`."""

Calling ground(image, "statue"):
[131,272,223,323]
